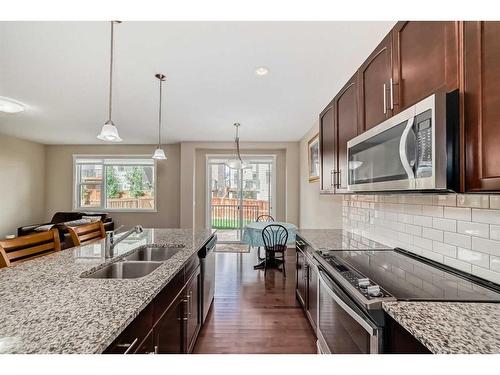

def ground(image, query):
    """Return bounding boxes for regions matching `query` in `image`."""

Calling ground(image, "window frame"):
[72,154,158,213]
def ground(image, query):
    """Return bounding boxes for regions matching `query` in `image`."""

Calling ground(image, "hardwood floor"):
[194,246,317,354]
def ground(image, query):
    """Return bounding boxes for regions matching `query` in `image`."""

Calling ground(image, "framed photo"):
[308,134,320,182]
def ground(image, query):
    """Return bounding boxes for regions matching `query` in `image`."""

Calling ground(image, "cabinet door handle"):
[188,290,193,317]
[337,169,342,189]
[154,345,159,354]
[389,78,394,110]
[330,170,335,188]
[182,298,189,321]
[383,83,387,114]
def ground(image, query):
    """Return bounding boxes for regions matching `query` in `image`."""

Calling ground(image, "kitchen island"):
[0,228,215,354]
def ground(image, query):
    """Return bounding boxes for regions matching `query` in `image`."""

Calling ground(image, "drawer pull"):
[120,337,139,354]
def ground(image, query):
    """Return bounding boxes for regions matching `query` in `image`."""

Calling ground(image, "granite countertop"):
[296,229,392,252]
[383,301,500,354]
[0,228,215,354]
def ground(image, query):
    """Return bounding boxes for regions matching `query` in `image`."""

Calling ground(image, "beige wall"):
[180,141,300,229]
[299,123,343,229]
[0,134,46,237]
[44,144,180,229]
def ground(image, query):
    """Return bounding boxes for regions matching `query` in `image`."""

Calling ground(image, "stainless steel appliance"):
[314,247,500,354]
[347,91,459,192]
[198,235,217,324]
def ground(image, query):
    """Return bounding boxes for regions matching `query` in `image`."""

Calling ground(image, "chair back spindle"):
[262,224,288,252]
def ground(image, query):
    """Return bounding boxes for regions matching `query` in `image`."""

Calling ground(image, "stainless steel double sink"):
[84,245,184,279]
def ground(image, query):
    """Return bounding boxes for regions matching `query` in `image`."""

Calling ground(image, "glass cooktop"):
[320,249,500,302]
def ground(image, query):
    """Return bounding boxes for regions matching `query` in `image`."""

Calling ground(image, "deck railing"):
[211,204,260,229]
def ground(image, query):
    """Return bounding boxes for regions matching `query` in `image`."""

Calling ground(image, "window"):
[74,156,156,211]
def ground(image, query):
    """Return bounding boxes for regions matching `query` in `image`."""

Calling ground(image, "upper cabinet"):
[392,21,460,111]
[334,74,359,192]
[464,21,500,191]
[358,34,393,132]
[319,75,359,194]
[319,101,335,193]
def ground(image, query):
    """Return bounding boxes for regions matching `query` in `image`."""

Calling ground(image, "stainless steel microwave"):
[347,91,459,192]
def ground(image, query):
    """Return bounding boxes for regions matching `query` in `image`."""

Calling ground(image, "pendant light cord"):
[158,77,163,147]
[108,21,115,123]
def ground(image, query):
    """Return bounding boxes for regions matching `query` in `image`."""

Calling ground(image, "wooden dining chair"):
[256,215,275,260]
[0,229,61,268]
[261,224,288,278]
[68,221,106,247]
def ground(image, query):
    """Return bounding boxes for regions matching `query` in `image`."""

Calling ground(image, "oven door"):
[317,268,381,354]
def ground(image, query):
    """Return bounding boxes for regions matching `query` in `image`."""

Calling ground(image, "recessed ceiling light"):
[0,97,25,114]
[255,67,269,76]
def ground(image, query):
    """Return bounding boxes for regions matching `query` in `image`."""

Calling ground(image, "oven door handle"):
[399,116,416,181]
[318,269,379,336]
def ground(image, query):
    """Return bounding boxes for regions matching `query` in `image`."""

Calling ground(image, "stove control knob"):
[367,285,381,297]
[357,278,370,288]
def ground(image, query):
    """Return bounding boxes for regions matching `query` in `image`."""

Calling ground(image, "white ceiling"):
[0,21,395,144]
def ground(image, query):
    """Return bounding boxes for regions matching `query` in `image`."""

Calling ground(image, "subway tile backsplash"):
[342,194,500,284]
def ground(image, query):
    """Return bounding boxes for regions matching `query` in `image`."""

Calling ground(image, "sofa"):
[18,212,114,249]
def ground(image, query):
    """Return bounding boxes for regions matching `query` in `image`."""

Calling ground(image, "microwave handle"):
[399,117,416,180]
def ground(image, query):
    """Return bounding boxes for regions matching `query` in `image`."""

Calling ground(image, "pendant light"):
[226,123,248,169]
[152,74,167,160]
[97,21,122,142]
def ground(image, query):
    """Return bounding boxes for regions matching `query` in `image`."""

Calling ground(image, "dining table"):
[242,221,297,270]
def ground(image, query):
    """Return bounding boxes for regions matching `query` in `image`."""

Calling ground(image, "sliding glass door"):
[207,156,275,243]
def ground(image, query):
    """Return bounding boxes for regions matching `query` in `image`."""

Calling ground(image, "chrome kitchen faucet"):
[104,225,144,258]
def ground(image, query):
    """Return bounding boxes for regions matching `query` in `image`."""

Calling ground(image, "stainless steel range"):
[314,247,500,354]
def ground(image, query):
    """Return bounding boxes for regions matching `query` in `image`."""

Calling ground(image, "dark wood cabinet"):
[306,260,318,332]
[319,102,335,194]
[296,247,307,307]
[392,21,460,111]
[334,74,359,192]
[154,291,185,354]
[296,237,318,334]
[385,314,431,354]
[135,330,155,354]
[185,266,201,353]
[464,21,500,191]
[358,34,393,131]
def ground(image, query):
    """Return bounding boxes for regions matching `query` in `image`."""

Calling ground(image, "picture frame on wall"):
[308,134,319,182]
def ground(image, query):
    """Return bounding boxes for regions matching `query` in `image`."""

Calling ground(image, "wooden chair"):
[0,229,61,268]
[256,215,275,260]
[68,221,106,247]
[261,224,288,278]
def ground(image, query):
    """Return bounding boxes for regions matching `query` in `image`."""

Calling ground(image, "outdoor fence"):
[210,198,270,229]
[107,197,155,209]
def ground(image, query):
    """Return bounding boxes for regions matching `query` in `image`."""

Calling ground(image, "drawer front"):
[104,303,153,354]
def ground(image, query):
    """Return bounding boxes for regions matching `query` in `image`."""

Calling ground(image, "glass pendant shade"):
[226,158,242,169]
[152,147,167,160]
[97,120,122,142]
